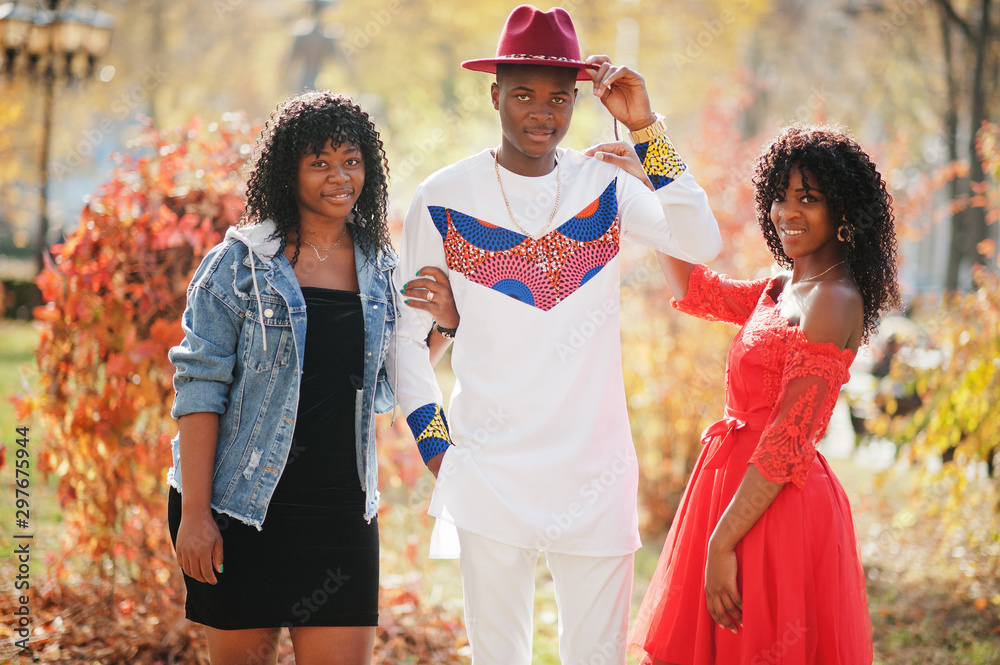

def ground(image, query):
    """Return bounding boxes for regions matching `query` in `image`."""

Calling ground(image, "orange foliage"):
[978,122,1000,230]
[877,122,1000,248]
[14,118,251,598]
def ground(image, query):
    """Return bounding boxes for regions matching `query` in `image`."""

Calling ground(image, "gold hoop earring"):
[837,224,853,243]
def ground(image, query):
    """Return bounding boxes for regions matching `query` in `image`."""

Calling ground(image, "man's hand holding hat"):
[585,54,659,134]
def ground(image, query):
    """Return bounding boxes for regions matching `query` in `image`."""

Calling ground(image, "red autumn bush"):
[14,118,248,615]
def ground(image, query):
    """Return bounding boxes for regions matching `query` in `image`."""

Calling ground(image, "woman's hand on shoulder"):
[799,279,864,352]
[174,508,224,585]
[583,141,653,191]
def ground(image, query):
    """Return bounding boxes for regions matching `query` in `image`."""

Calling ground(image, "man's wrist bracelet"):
[629,114,668,144]
[436,323,457,339]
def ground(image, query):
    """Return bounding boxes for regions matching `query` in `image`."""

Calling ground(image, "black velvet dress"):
[168,287,378,629]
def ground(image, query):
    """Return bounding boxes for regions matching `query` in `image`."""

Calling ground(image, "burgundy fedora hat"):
[461,5,597,81]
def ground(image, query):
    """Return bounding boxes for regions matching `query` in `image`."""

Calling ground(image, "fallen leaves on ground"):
[0,570,467,664]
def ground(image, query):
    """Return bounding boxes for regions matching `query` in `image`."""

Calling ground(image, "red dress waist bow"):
[700,407,771,470]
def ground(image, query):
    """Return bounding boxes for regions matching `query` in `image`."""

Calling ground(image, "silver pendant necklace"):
[301,225,349,261]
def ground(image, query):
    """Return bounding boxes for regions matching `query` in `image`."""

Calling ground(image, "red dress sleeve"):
[671,264,771,326]
[749,329,854,488]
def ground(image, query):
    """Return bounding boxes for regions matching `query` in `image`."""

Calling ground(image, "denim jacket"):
[167,219,397,526]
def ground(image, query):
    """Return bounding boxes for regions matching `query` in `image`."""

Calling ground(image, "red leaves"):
[28,121,252,578]
[0,564,195,664]
[374,585,469,664]
[0,561,467,664]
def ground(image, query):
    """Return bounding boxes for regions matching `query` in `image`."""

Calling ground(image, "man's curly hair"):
[240,90,391,265]
[753,124,900,342]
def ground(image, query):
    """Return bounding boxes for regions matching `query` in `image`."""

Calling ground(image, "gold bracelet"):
[629,115,668,144]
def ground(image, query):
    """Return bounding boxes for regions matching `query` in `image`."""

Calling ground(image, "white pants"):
[457,528,633,665]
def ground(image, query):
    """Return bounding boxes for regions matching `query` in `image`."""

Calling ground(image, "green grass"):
[0,319,38,429]
[0,319,63,564]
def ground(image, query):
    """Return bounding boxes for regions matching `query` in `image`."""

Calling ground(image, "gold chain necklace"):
[301,225,348,261]
[493,149,562,240]
[797,260,846,283]
[778,260,846,305]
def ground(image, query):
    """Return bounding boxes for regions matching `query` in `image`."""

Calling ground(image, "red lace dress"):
[629,265,872,665]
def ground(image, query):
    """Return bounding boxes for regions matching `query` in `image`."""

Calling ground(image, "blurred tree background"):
[0,0,998,663]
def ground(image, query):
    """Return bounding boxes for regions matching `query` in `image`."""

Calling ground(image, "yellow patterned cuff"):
[634,134,686,190]
[407,403,453,463]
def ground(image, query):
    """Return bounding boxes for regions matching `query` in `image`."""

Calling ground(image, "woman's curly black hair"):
[240,90,391,264]
[753,124,900,343]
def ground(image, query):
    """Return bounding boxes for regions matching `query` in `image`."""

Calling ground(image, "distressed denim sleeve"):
[169,280,242,419]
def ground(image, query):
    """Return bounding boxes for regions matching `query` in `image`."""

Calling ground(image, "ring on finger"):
[427,291,434,302]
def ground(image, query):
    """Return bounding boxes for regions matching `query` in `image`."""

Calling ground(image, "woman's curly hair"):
[753,124,900,342]
[241,90,391,264]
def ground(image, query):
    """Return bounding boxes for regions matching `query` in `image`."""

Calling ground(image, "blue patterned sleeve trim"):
[407,403,454,464]
[633,134,687,190]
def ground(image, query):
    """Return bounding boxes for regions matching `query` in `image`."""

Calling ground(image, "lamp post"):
[0,1,114,275]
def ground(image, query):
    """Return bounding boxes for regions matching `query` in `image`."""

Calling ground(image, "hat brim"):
[462,58,598,81]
